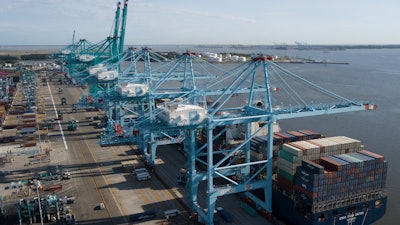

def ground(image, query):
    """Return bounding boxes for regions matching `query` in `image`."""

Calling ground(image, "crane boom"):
[119,0,128,55]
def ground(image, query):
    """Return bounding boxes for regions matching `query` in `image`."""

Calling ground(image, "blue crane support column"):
[240,58,276,212]
[264,58,274,213]
[187,129,199,209]
[247,58,276,213]
[264,118,275,212]
[149,132,157,168]
[245,122,251,179]
[140,132,150,164]
[206,117,217,225]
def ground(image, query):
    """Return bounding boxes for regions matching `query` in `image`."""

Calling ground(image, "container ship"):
[251,131,387,225]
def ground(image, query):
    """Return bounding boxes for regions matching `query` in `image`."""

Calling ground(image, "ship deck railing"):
[312,189,387,213]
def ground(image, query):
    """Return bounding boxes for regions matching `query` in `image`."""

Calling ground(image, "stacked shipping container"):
[276,136,362,194]
[274,136,387,214]
[250,130,324,159]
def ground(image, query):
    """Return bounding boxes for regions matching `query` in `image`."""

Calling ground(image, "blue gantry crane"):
[57,0,129,83]
[65,0,130,112]
[183,54,376,224]
[98,50,220,147]
[119,52,376,224]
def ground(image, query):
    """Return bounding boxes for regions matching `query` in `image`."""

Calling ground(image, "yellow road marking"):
[77,141,113,222]
[84,140,129,224]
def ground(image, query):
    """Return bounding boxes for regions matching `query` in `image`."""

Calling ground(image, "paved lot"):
[0,71,278,225]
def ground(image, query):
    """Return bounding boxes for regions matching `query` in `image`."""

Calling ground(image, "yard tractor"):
[67,120,78,131]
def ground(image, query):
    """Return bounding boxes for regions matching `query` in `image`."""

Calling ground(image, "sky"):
[0,0,399,46]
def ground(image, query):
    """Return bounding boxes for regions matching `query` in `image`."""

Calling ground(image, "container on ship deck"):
[277,168,295,182]
[274,132,295,143]
[307,138,339,155]
[301,159,324,174]
[282,132,298,142]
[286,131,307,141]
[295,178,318,192]
[335,154,366,171]
[294,184,318,199]
[319,156,345,171]
[350,152,375,163]
[289,141,320,157]
[332,155,360,170]
[328,155,352,169]
[359,150,385,163]
[276,175,294,194]
[278,150,298,163]
[281,143,303,156]
[277,161,298,175]
[297,130,323,139]
[273,134,284,145]
[295,168,321,188]
[333,136,362,151]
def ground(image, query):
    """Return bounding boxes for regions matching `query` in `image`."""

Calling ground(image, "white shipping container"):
[282,144,303,156]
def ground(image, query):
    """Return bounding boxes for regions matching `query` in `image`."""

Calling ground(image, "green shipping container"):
[278,168,295,182]
[278,150,298,163]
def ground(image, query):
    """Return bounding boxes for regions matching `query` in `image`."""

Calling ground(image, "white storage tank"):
[238,56,247,62]
[98,70,118,81]
[116,83,149,97]
[157,104,207,126]
[210,57,222,62]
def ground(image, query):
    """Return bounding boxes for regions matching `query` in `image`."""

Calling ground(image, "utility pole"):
[36,181,44,225]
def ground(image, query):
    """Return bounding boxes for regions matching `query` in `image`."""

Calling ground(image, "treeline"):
[0,54,50,63]
[0,55,19,63]
[20,54,50,60]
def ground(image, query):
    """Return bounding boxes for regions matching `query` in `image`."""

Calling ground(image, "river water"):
[143,46,400,224]
[254,47,399,225]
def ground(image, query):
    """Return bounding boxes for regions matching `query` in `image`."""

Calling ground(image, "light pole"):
[35,181,44,225]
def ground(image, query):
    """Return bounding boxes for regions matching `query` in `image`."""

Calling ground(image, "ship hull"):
[272,188,387,225]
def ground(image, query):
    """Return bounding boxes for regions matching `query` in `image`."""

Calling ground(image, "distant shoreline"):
[1,43,399,59]
[0,49,54,57]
